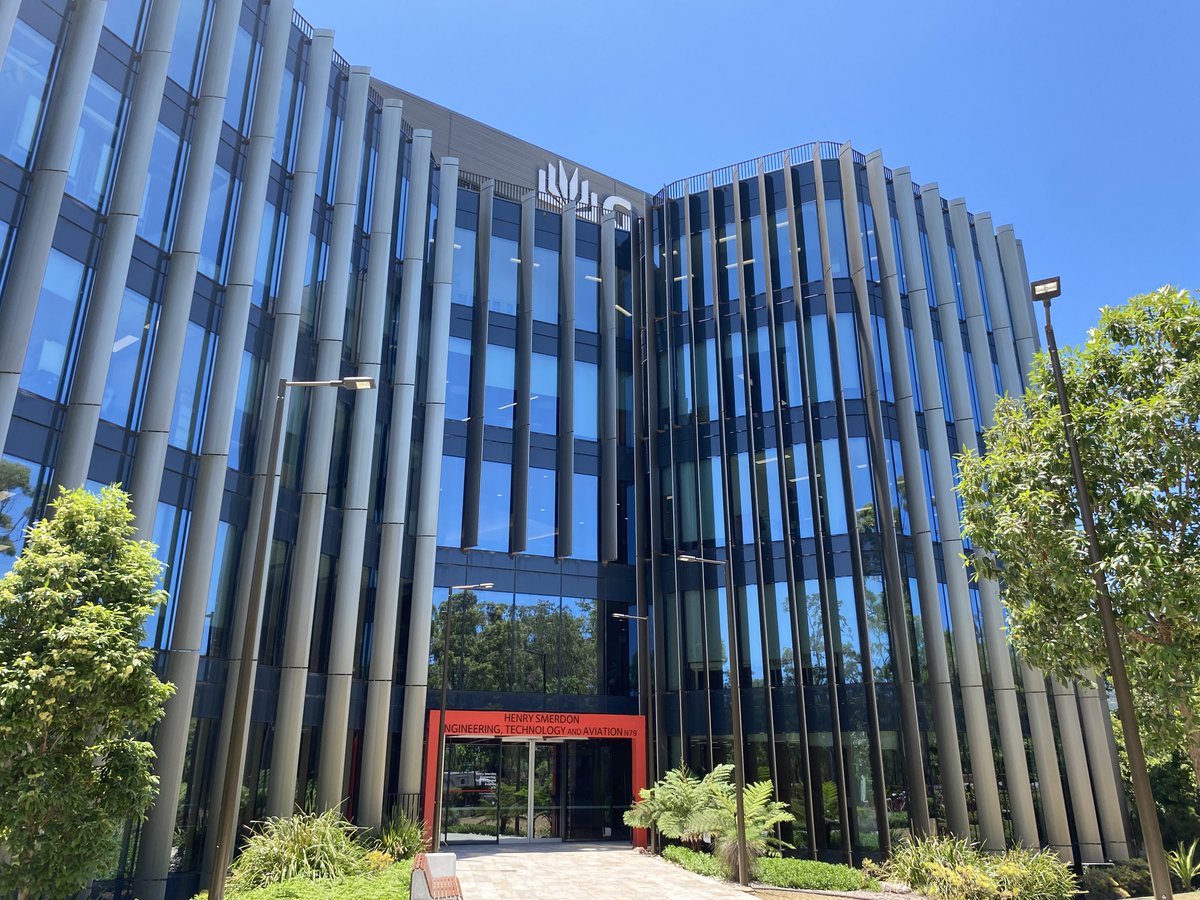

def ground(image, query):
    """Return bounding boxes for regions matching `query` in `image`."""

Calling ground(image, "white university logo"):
[537,159,633,216]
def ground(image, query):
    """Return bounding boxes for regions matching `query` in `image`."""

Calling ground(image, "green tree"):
[0,486,173,899]
[957,286,1200,782]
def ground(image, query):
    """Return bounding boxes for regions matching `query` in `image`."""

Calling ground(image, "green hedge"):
[662,845,730,879]
[223,861,413,900]
[756,857,877,891]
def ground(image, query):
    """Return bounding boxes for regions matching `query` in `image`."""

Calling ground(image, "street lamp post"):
[1032,276,1172,900]
[612,611,657,852]
[678,553,750,886]
[209,376,375,900]
[432,581,494,851]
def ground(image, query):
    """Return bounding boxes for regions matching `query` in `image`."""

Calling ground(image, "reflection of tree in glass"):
[798,585,892,685]
[0,460,32,557]
[428,591,599,695]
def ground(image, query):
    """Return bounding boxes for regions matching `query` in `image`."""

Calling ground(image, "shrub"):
[662,845,730,880]
[883,835,1076,900]
[756,857,877,891]
[1077,859,1153,900]
[990,846,1079,900]
[227,809,369,893]
[222,860,412,900]
[1169,839,1200,890]
[377,808,428,860]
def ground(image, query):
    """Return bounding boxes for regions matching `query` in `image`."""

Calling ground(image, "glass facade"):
[0,5,1125,896]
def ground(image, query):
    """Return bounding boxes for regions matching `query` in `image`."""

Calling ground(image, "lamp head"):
[1030,276,1061,302]
[342,376,376,390]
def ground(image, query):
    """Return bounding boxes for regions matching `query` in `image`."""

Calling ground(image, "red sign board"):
[422,708,647,847]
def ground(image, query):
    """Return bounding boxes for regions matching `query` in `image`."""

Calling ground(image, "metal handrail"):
[291,8,313,39]
[654,140,890,201]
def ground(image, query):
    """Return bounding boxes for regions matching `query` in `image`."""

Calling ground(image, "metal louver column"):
[266,66,372,818]
[892,168,1004,850]
[54,0,184,491]
[974,210,1074,859]
[838,144,930,837]
[556,202,576,556]
[316,98,405,813]
[125,0,245,535]
[996,226,1037,378]
[0,0,108,450]
[358,130,435,830]
[945,198,1040,848]
[199,28,337,876]
[864,151,969,837]
[396,158,461,796]
[510,192,535,553]
[460,181,493,548]
[600,213,619,561]
[131,4,293,896]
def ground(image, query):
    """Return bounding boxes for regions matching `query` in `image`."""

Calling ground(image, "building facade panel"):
[0,2,1127,895]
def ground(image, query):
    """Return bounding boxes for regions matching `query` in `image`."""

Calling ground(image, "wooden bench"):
[411,851,464,900]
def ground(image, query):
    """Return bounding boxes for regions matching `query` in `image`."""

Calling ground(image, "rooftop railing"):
[655,140,890,201]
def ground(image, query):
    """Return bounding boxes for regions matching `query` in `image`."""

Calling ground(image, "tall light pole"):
[432,581,493,851]
[1032,276,1172,900]
[209,375,375,900]
[612,611,656,851]
[678,553,749,886]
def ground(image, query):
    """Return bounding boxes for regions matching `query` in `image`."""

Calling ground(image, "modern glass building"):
[0,1,1131,897]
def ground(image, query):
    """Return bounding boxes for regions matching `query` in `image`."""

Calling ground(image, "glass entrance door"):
[498,741,530,840]
[531,742,562,840]
[440,737,628,844]
[443,740,500,845]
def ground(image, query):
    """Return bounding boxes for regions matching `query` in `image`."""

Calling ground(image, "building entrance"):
[422,709,647,846]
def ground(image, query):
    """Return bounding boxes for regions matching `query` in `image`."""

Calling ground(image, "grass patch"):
[756,857,878,891]
[662,845,731,880]
[225,859,412,899]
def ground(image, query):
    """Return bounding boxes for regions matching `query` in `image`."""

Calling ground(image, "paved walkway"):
[452,842,755,899]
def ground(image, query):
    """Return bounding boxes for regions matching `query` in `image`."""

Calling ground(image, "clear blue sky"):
[303,0,1198,347]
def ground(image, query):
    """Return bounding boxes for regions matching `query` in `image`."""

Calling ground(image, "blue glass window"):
[695,337,719,421]
[731,452,754,544]
[532,246,559,323]
[921,448,939,542]
[138,122,187,248]
[948,243,966,320]
[848,438,875,532]
[700,456,725,545]
[488,236,519,315]
[801,201,821,283]
[253,200,286,308]
[766,581,796,686]
[66,73,125,209]
[787,444,815,538]
[569,472,598,561]
[832,575,864,683]
[905,326,922,411]
[751,325,774,412]
[476,459,510,552]
[484,343,515,428]
[738,584,765,685]
[860,202,879,282]
[964,350,984,432]
[779,321,802,407]
[104,1,145,45]
[526,467,556,557]
[437,454,466,547]
[934,338,954,422]
[976,256,993,330]
[675,458,698,544]
[805,314,834,403]
[229,350,263,471]
[693,228,713,308]
[169,321,215,451]
[573,256,599,330]
[863,575,892,681]
[741,215,764,298]
[674,342,693,423]
[530,352,558,434]
[824,200,849,278]
[754,449,784,542]
[168,0,213,91]
[873,314,893,402]
[716,224,737,303]
[836,313,861,399]
[0,454,38,574]
[223,26,261,133]
[770,209,793,290]
[0,20,55,167]
[573,360,598,440]
[818,439,846,535]
[891,215,907,294]
[198,165,240,281]
[920,229,938,309]
[445,336,471,423]
[99,288,156,427]
[451,226,476,305]
[273,68,304,170]
[21,251,87,402]
[723,331,746,418]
